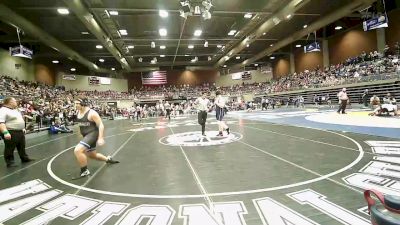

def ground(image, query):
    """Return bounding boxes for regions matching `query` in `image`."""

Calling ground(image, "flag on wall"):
[241,71,252,80]
[141,71,167,85]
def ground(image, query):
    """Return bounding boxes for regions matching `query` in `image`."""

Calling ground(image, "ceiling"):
[0,0,377,73]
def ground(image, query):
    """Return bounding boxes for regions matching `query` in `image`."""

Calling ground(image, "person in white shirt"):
[195,92,210,136]
[337,88,349,114]
[214,91,230,136]
[164,101,171,120]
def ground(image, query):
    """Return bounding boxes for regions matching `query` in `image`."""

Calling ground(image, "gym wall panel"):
[34,64,56,86]
[56,73,128,92]
[386,9,400,51]
[272,58,290,79]
[215,70,272,86]
[294,50,323,73]
[328,27,377,65]
[0,48,34,81]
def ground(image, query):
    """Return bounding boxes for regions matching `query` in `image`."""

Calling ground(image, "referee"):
[195,92,210,136]
[0,97,34,168]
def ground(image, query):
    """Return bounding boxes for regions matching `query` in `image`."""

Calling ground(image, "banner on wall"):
[304,42,321,53]
[88,76,100,85]
[100,77,111,85]
[9,45,33,59]
[62,75,76,81]
[231,72,242,80]
[363,15,388,31]
[241,71,252,80]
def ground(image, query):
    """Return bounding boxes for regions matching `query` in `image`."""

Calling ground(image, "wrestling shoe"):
[106,156,120,164]
[226,128,230,135]
[80,169,90,177]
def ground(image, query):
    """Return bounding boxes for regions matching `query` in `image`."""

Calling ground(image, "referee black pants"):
[198,111,207,134]
[3,130,29,164]
[338,100,347,114]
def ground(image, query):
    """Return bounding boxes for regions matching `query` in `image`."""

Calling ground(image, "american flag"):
[141,71,167,85]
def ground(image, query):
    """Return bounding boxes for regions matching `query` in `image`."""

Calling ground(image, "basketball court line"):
[0,132,133,182]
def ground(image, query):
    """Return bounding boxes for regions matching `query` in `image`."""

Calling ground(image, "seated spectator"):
[370,95,380,109]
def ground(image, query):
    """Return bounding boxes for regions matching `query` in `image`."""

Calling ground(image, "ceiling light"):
[228,30,237,36]
[270,44,274,47]
[185,54,190,56]
[160,45,166,49]
[335,26,343,30]
[270,56,275,59]
[296,44,302,48]
[188,45,194,49]
[70,68,76,72]
[52,60,59,64]
[254,64,258,66]
[246,44,250,47]
[111,68,115,71]
[202,10,211,20]
[244,13,252,19]
[109,10,119,16]
[99,58,105,62]
[263,32,266,35]
[128,45,134,49]
[160,55,165,57]
[57,8,69,15]
[159,28,167,36]
[236,56,241,59]
[138,57,143,62]
[96,45,103,49]
[159,10,169,18]
[81,31,89,35]
[224,56,230,61]
[119,29,128,35]
[223,65,227,67]
[204,40,208,47]
[303,24,308,29]
[194,29,202,36]
[151,42,156,48]
[208,56,212,61]
[194,6,201,15]
[286,14,292,19]
[217,44,222,48]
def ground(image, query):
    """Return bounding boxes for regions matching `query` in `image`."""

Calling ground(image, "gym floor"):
[0,108,398,225]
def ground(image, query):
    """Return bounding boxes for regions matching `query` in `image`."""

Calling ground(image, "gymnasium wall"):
[294,51,324,73]
[272,58,290,79]
[386,9,400,50]
[56,73,129,92]
[34,63,56,86]
[216,70,272,86]
[0,48,34,81]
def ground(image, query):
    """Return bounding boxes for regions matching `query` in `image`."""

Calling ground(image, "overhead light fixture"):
[296,44,302,48]
[70,68,76,72]
[254,64,258,67]
[188,45,194,49]
[270,44,274,47]
[335,26,343,30]
[180,0,188,6]
[236,56,241,59]
[151,42,156,48]
[217,44,222,48]
[194,6,201,15]
[81,31,89,35]
[138,57,143,62]
[119,29,128,35]
[263,32,266,35]
[111,67,115,71]
[99,58,105,62]
[52,60,59,64]
[159,28,167,36]
[223,65,227,67]
[109,10,119,16]
[96,45,103,49]
[57,8,69,15]
[224,56,230,61]
[204,40,208,47]
[270,56,275,59]
[159,10,168,18]
[185,54,190,56]
[160,45,166,49]
[286,14,292,19]
[208,56,212,61]
[303,24,308,29]
[194,29,202,37]
[151,57,157,64]
[128,45,134,49]
[244,13,252,19]
[228,30,237,36]
[246,44,250,47]
[160,55,165,57]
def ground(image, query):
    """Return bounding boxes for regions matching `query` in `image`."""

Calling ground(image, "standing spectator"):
[337,88,349,114]
[362,89,370,108]
[0,97,34,167]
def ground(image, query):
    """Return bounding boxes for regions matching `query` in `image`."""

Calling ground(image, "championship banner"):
[231,72,242,80]
[100,77,111,85]
[9,45,33,59]
[363,15,388,31]
[88,76,100,85]
[62,74,76,81]
[304,42,321,53]
[241,71,252,80]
